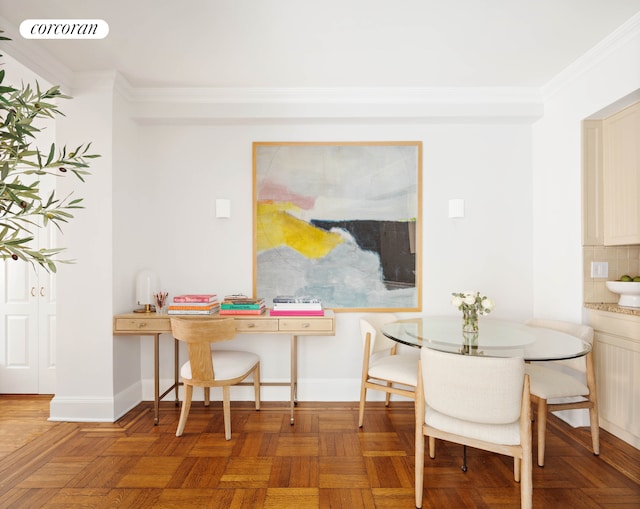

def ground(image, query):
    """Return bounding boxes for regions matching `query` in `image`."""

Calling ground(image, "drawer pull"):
[137,322,147,328]
[247,323,255,328]
[302,323,310,328]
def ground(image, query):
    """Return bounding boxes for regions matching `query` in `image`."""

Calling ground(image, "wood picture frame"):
[253,141,422,312]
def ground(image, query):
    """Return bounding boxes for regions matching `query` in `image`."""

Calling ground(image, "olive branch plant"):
[0,30,99,272]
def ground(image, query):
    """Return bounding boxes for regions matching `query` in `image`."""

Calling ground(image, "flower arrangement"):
[153,292,168,314]
[451,291,495,334]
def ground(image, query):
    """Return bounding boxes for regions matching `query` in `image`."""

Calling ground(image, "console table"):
[113,311,336,425]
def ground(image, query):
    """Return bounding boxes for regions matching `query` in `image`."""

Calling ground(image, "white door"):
[38,225,57,393]
[0,226,56,394]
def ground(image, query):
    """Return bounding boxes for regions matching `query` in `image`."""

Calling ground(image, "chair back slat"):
[170,317,236,344]
[171,317,237,382]
[360,313,398,355]
[421,348,524,424]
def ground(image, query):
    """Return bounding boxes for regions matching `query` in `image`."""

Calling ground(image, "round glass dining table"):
[381,316,591,361]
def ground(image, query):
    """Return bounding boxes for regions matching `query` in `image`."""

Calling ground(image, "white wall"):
[530,19,640,427]
[112,79,144,417]
[50,72,116,421]
[111,118,533,404]
[7,14,638,422]
[532,16,640,322]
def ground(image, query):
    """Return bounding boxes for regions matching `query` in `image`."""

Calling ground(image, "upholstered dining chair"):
[170,317,260,440]
[359,314,418,428]
[525,318,599,467]
[416,347,532,509]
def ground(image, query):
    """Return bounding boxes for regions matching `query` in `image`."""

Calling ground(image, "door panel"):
[1,260,39,393]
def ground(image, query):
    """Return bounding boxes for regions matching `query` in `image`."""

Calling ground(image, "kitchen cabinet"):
[602,101,640,245]
[582,119,605,246]
[588,309,640,448]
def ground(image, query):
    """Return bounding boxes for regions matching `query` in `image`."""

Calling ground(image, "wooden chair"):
[359,314,417,428]
[416,347,531,509]
[170,317,260,440]
[525,318,599,466]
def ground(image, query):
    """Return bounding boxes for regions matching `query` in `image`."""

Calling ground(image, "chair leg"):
[415,428,425,509]
[253,363,261,411]
[589,398,600,456]
[585,353,600,456]
[204,387,210,407]
[385,381,392,407]
[222,385,232,440]
[176,384,193,437]
[536,398,548,467]
[521,454,532,509]
[428,436,436,459]
[358,386,367,428]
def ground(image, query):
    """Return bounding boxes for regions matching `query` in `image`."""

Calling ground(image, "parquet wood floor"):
[0,395,639,508]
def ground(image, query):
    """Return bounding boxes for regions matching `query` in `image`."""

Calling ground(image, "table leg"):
[153,333,160,425]
[290,335,298,425]
[174,337,180,406]
[462,445,468,472]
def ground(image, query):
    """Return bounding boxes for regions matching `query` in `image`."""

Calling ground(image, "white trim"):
[0,15,73,92]
[48,395,115,422]
[542,12,640,100]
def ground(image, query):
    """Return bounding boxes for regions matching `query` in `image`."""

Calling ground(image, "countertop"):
[584,302,640,317]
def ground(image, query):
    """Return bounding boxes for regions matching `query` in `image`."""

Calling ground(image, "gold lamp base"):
[133,304,156,313]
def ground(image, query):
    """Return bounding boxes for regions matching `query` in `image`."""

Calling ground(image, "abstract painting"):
[253,141,422,311]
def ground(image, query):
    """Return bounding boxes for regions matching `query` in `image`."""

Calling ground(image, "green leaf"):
[45,143,55,166]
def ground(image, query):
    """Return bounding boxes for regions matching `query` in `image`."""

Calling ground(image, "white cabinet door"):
[37,226,57,394]
[0,259,40,392]
[0,227,57,394]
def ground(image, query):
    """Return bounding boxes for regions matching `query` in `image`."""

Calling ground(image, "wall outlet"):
[590,261,609,278]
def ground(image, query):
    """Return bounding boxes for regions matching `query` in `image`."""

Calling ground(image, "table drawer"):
[278,318,334,333]
[234,318,279,332]
[114,317,171,333]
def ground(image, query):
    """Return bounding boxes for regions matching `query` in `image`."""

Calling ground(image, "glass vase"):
[462,308,479,335]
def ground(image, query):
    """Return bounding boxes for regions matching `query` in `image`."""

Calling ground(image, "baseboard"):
[48,395,116,422]
[48,378,415,423]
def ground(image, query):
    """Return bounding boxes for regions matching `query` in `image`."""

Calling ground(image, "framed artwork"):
[253,141,422,312]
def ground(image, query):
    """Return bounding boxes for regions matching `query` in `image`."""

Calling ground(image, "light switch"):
[448,199,465,218]
[216,199,231,218]
[590,261,608,279]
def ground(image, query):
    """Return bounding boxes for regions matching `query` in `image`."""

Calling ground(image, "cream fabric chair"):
[359,314,418,427]
[170,317,260,440]
[525,318,599,467]
[416,347,531,509]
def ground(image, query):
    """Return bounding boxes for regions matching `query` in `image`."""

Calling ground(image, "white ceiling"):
[1,0,640,90]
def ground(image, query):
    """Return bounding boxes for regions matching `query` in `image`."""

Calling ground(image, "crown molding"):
[0,16,74,93]
[541,11,640,100]
[126,85,541,105]
[125,86,543,124]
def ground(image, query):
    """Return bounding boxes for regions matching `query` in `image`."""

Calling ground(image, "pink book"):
[269,309,325,316]
[173,294,217,303]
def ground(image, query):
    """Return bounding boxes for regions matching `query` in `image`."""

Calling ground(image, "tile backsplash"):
[584,245,640,303]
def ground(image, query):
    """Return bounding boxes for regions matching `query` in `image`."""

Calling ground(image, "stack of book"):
[219,295,266,315]
[269,296,324,316]
[167,294,219,315]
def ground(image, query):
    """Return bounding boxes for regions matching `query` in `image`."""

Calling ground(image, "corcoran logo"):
[19,19,109,39]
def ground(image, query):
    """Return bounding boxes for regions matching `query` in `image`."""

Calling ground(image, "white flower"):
[451,290,494,316]
[481,298,495,311]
